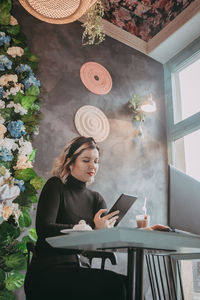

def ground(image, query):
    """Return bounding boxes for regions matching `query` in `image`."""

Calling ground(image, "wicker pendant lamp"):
[18,0,96,24]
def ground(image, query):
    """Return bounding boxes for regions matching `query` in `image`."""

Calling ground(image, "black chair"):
[145,252,185,300]
[25,242,126,300]
[26,241,118,270]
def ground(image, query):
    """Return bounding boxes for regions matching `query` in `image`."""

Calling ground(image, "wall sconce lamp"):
[140,94,157,113]
[129,94,157,122]
[128,94,157,135]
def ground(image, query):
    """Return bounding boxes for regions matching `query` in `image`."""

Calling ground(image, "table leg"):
[127,248,136,300]
[135,248,144,300]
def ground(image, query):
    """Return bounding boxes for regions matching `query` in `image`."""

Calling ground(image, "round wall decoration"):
[18,0,96,24]
[80,62,112,95]
[74,105,110,142]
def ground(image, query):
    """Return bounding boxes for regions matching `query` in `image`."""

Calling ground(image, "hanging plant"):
[0,0,45,298]
[82,0,105,45]
[128,94,146,122]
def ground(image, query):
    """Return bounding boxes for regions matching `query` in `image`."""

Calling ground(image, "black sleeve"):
[36,177,73,238]
[93,191,107,214]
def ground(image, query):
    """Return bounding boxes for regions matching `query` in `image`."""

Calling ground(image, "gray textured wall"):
[13,1,168,299]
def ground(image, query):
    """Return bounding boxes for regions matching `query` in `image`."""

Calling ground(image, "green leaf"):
[0,108,12,121]
[0,268,5,284]
[22,210,32,227]
[21,95,38,110]
[0,0,12,25]
[0,222,20,249]
[5,272,25,291]
[0,0,12,12]
[29,228,37,242]
[14,168,37,181]
[0,165,6,176]
[22,235,32,244]
[30,176,46,190]
[0,10,10,25]
[26,85,40,97]
[18,214,24,229]
[0,289,15,300]
[28,149,37,162]
[29,195,38,203]
[29,54,40,63]
[5,253,27,271]
[11,37,23,46]
[6,25,20,36]
[0,161,11,169]
[18,210,32,228]
[13,91,24,104]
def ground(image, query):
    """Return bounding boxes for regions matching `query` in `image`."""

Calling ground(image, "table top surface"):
[46,227,200,254]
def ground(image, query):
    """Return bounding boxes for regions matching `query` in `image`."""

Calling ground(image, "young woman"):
[24,136,126,300]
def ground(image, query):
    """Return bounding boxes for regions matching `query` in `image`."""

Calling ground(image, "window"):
[174,129,200,181]
[172,54,200,124]
[164,37,200,182]
[164,38,200,299]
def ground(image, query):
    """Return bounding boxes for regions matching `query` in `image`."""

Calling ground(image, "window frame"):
[164,36,200,165]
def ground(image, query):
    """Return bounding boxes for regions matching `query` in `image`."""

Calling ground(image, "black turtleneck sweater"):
[35,175,106,261]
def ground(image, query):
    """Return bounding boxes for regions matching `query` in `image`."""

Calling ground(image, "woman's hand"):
[142,224,170,231]
[150,224,170,231]
[94,209,119,229]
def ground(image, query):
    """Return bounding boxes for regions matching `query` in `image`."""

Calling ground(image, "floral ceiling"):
[102,0,195,42]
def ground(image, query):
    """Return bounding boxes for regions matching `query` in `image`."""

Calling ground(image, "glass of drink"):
[136,215,150,228]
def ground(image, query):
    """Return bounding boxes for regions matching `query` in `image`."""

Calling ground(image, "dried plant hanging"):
[82,0,105,45]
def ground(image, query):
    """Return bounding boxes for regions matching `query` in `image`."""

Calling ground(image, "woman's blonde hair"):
[51,136,100,183]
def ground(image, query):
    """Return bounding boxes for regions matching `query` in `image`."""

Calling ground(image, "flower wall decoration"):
[102,0,195,42]
[0,0,45,298]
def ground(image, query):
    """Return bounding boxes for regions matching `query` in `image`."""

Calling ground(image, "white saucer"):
[60,229,92,234]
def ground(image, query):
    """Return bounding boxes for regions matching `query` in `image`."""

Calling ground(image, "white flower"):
[0,74,18,86]
[0,183,20,202]
[0,100,5,109]
[7,101,27,115]
[0,137,18,152]
[7,47,24,58]
[0,115,5,124]
[10,16,18,26]
[18,138,33,156]
[4,83,24,98]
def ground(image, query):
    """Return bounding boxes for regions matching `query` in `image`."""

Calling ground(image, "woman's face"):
[70,148,99,183]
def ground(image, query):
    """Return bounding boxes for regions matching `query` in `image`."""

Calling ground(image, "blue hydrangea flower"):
[0,55,12,71]
[7,120,27,138]
[0,32,11,47]
[15,64,33,75]
[23,75,40,90]
[0,147,13,161]
[0,87,4,98]
[14,179,25,193]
